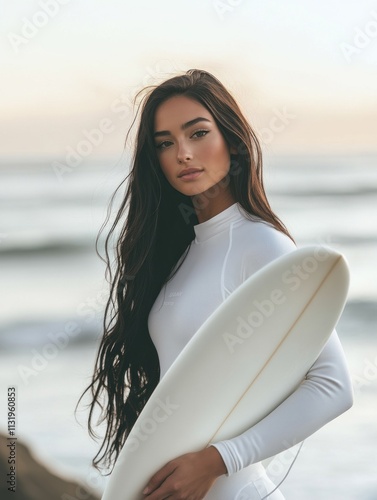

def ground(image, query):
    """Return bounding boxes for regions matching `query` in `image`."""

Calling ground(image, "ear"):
[229,145,237,155]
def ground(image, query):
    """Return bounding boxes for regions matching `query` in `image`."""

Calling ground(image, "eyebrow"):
[154,117,211,138]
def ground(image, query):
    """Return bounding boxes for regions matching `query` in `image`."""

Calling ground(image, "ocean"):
[0,153,376,499]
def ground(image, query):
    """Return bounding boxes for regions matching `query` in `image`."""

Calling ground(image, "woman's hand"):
[142,446,227,499]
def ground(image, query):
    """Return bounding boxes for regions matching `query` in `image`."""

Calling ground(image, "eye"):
[155,140,173,150]
[191,129,209,139]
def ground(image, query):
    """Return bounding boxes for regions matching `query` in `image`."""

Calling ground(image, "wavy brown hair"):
[76,68,294,473]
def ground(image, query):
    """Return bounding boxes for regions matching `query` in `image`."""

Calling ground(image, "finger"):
[143,461,176,496]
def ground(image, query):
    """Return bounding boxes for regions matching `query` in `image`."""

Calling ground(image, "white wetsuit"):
[148,202,353,499]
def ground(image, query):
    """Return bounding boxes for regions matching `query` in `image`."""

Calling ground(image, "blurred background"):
[1,1,376,498]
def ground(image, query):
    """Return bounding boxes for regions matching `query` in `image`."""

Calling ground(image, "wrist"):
[204,445,227,477]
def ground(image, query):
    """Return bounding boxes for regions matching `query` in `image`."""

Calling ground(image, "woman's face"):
[154,95,234,199]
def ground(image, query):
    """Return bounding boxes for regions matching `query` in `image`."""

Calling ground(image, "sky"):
[1,0,377,159]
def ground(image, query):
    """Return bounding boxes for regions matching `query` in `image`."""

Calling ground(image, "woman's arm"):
[210,329,354,475]
[142,331,353,498]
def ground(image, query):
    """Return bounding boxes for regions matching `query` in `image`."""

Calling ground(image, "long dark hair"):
[76,68,294,473]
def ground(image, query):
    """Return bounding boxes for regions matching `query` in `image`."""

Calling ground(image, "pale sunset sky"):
[1,0,377,159]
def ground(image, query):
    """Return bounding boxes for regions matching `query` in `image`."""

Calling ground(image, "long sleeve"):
[210,329,354,476]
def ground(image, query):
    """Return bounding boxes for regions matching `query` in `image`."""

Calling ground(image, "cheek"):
[202,135,230,166]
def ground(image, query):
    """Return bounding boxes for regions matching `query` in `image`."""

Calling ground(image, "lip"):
[178,168,204,179]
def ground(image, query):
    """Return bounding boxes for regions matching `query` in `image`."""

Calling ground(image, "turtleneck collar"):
[193,202,246,243]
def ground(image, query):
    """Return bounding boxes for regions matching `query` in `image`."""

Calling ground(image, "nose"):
[177,143,193,164]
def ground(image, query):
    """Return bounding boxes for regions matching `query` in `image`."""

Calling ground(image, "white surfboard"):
[101,245,349,500]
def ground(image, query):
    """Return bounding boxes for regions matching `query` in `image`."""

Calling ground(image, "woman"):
[78,69,353,499]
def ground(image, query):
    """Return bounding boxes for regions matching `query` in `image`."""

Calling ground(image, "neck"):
[191,187,236,224]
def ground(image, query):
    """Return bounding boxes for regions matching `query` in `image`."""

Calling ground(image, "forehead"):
[154,95,213,130]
